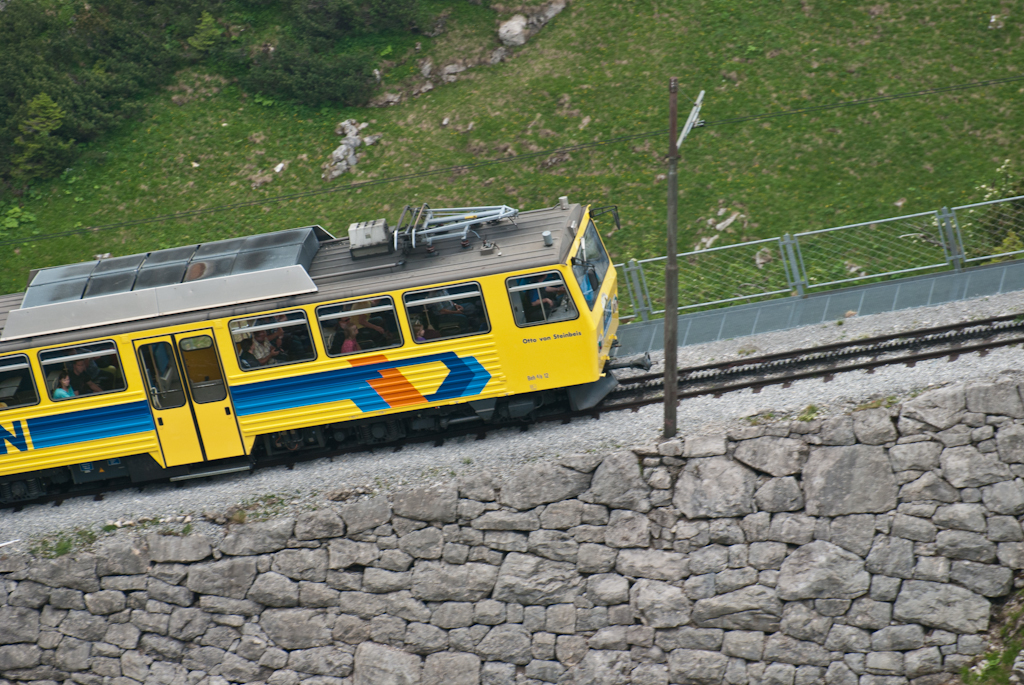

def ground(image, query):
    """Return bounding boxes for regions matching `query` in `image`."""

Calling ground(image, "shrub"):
[245,40,375,107]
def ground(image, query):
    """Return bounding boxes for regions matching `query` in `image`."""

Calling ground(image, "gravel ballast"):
[3,289,1024,545]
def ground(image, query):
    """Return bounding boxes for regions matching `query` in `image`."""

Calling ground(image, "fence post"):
[938,207,964,272]
[625,259,651,322]
[781,234,806,297]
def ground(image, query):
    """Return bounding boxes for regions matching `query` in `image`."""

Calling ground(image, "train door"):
[134,330,244,467]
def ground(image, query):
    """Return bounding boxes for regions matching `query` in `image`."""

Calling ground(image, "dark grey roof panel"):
[194,237,248,258]
[183,256,236,282]
[242,228,318,251]
[20,279,89,308]
[83,271,138,298]
[29,261,98,286]
[135,263,188,289]
[144,245,199,265]
[93,254,147,274]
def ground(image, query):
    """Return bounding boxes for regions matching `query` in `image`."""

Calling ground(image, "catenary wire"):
[4,73,1023,249]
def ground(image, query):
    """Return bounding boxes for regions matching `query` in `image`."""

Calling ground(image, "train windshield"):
[572,221,610,310]
[0,355,39,410]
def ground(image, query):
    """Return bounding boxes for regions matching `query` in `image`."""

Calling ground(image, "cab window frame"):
[316,295,404,358]
[228,309,317,372]
[505,271,580,328]
[0,354,40,410]
[571,220,611,310]
[403,281,491,344]
[38,339,128,401]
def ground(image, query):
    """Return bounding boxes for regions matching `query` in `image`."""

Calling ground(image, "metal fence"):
[616,194,1024,322]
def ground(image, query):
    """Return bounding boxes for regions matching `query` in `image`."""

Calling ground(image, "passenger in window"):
[238,339,260,370]
[53,370,75,399]
[250,330,281,366]
[412,320,426,343]
[333,319,362,352]
[350,300,390,347]
[70,358,105,395]
[428,290,474,333]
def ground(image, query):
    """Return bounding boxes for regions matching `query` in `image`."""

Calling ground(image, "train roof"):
[0,202,585,351]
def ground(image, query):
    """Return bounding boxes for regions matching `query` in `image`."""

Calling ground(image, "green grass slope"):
[2,0,1022,296]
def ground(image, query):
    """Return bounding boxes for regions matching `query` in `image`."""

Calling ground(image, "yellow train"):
[0,199,620,501]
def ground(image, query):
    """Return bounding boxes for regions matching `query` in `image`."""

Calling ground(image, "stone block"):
[353,642,421,685]
[965,381,1024,417]
[899,473,959,504]
[423,651,480,685]
[630,579,691,628]
[941,445,1011,489]
[577,543,617,574]
[803,446,897,516]
[581,451,650,510]
[948,560,1013,597]
[674,457,757,519]
[392,485,458,523]
[475,624,532,665]
[755,477,805,512]
[491,554,581,606]
[261,609,333,649]
[185,558,257,599]
[412,561,499,602]
[853,408,898,445]
[780,603,831,645]
[499,465,590,510]
[294,509,346,540]
[865,536,916,579]
[893,580,990,634]
[768,513,817,545]
[777,541,871,600]
[935,530,996,563]
[900,384,965,430]
[733,437,809,477]
[666,649,728,685]
[981,480,1024,515]
[888,441,942,472]
[691,585,783,632]
[219,519,294,556]
[685,436,728,457]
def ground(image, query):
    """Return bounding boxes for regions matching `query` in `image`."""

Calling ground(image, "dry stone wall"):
[4,380,1024,685]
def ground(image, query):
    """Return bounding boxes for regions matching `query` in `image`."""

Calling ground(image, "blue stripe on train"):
[230,351,492,417]
[27,401,155,451]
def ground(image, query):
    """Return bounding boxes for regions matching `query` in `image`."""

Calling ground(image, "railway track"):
[8,312,1024,512]
[601,311,1024,411]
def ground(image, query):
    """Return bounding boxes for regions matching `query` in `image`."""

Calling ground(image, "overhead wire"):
[4,73,1023,249]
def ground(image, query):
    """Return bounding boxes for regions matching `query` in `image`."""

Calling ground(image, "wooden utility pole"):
[664,84,705,440]
[664,79,679,439]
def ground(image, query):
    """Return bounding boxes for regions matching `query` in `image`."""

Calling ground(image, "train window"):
[39,341,128,400]
[178,335,227,403]
[228,310,316,371]
[0,355,39,410]
[317,297,403,357]
[404,282,490,343]
[137,342,186,410]
[571,221,611,310]
[506,272,579,327]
